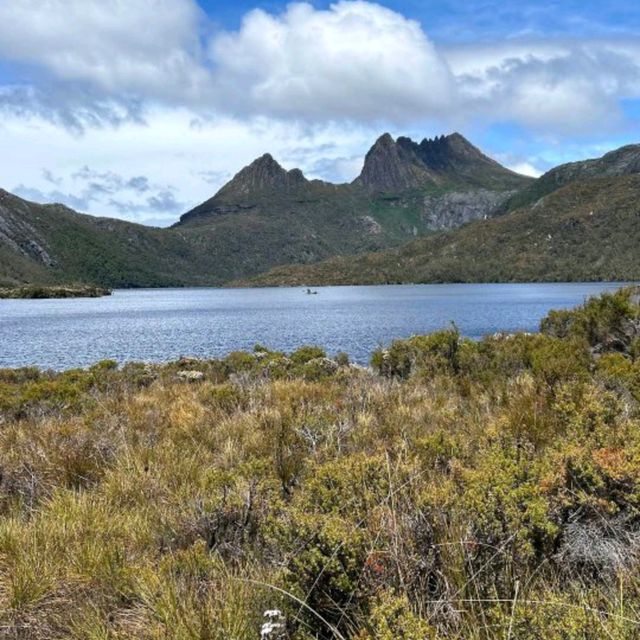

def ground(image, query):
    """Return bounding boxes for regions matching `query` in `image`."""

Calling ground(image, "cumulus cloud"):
[447,40,640,131]
[209,1,453,122]
[207,8,640,131]
[0,0,639,134]
[71,167,152,194]
[0,0,208,101]
[106,190,186,226]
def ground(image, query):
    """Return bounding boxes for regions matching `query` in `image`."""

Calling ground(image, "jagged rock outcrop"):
[179,154,309,224]
[354,133,440,191]
[422,189,515,230]
[354,132,529,192]
[217,153,308,197]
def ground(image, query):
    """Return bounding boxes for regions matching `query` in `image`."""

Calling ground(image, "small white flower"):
[260,609,285,638]
[264,609,282,618]
[261,621,283,639]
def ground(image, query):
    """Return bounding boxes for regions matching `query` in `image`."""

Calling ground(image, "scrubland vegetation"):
[0,285,111,299]
[2,288,640,638]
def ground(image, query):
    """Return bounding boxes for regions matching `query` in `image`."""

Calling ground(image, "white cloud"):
[0,1,639,133]
[0,0,209,102]
[209,1,453,122]
[507,162,544,178]
[446,39,640,131]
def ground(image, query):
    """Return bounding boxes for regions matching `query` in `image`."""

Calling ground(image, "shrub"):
[290,345,326,365]
[372,326,462,379]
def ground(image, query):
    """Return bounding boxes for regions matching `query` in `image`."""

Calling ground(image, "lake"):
[0,282,629,370]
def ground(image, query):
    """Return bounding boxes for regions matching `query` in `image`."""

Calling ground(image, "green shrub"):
[290,345,326,365]
[372,326,462,379]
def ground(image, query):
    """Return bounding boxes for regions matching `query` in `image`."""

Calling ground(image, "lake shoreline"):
[0,284,111,299]
[0,282,629,371]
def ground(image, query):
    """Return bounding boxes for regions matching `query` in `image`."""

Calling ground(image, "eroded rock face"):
[360,215,382,235]
[0,190,56,267]
[354,132,531,193]
[422,189,514,230]
[355,133,439,192]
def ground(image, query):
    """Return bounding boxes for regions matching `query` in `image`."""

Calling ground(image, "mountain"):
[178,131,530,229]
[239,145,640,286]
[0,132,532,288]
[355,132,527,192]
[179,153,309,223]
[171,133,531,281]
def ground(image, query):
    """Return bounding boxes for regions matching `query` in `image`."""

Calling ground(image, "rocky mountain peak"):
[176,153,309,224]
[373,132,395,147]
[355,133,439,192]
[355,131,528,192]
[415,133,503,173]
[217,153,308,198]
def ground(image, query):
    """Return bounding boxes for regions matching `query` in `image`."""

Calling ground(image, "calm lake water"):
[0,282,629,370]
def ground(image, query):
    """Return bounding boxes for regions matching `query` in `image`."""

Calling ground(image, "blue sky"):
[0,0,638,224]
[204,0,640,39]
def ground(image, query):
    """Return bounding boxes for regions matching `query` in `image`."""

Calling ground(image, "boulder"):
[176,370,204,382]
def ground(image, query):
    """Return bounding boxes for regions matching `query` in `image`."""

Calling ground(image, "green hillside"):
[242,167,640,286]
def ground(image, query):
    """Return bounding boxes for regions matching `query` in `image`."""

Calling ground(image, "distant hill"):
[0,189,199,287]
[240,146,640,286]
[0,133,531,287]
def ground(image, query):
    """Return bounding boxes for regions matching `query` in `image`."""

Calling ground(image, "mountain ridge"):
[239,144,640,286]
[11,131,639,289]
[353,132,527,192]
[176,131,531,233]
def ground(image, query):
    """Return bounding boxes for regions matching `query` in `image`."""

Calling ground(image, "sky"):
[1,1,640,226]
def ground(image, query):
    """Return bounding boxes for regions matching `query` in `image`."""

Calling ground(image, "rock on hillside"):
[422,189,515,230]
